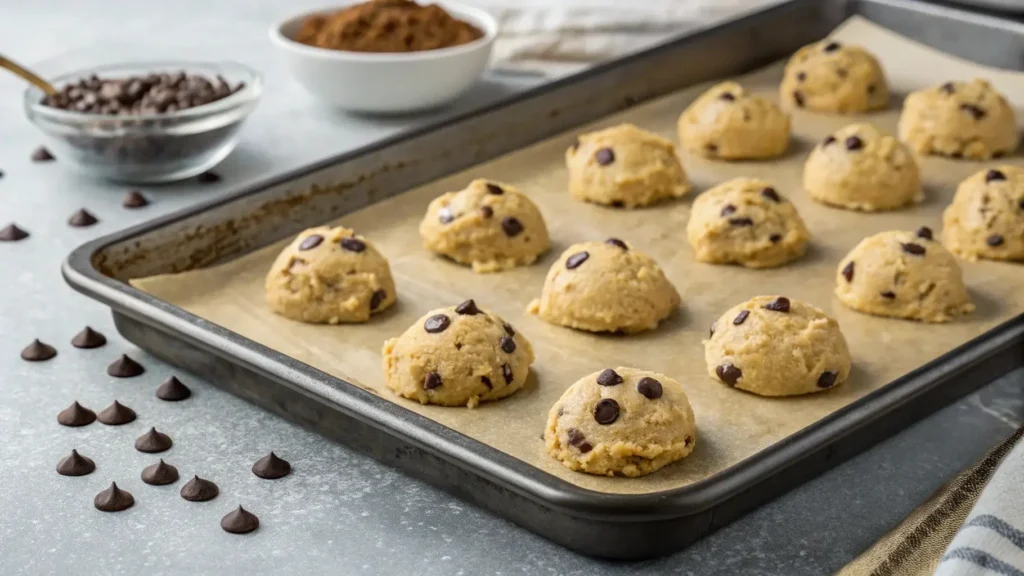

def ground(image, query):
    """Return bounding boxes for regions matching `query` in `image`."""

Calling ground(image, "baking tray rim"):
[61,0,1024,521]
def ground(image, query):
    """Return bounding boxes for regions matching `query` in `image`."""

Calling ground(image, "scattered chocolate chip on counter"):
[56,449,96,477]
[71,326,107,349]
[221,506,259,534]
[68,208,99,228]
[97,400,136,426]
[252,452,291,480]
[31,146,54,162]
[180,475,219,502]
[94,482,134,512]
[21,339,57,361]
[196,171,221,184]
[0,223,29,242]
[41,72,245,116]
[156,376,191,401]
[141,459,180,486]
[107,354,145,378]
[122,191,149,209]
[135,427,173,453]
[57,401,96,427]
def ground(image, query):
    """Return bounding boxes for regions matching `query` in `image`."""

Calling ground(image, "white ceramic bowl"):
[270,1,496,113]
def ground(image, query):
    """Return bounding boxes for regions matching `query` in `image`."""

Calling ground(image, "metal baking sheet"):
[64,0,1024,559]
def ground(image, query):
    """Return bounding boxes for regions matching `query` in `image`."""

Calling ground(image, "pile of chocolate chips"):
[41,72,245,115]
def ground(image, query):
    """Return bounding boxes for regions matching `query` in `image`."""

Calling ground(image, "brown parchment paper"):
[133,17,1024,495]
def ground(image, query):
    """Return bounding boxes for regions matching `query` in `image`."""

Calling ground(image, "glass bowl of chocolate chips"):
[24,61,262,183]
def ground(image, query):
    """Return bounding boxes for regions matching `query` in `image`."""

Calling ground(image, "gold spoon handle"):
[0,54,56,95]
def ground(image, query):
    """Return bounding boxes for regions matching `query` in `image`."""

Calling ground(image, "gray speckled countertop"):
[2,1,1023,574]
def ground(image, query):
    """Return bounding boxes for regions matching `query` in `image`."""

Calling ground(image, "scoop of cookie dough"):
[544,367,696,477]
[898,80,1018,160]
[382,300,534,407]
[803,123,922,211]
[779,39,889,113]
[686,177,810,268]
[419,179,550,273]
[678,81,790,160]
[566,123,690,208]
[527,239,679,333]
[265,226,396,324]
[704,296,852,397]
[942,166,1024,262]
[835,229,974,323]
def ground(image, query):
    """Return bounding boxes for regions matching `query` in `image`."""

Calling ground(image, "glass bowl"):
[24,60,262,184]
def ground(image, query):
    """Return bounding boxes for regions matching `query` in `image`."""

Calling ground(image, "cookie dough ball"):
[566,123,690,208]
[779,40,889,113]
[265,226,396,324]
[527,239,679,333]
[803,123,922,211]
[420,179,550,273]
[678,81,790,160]
[705,296,852,397]
[544,367,696,477]
[898,80,1018,160]
[942,166,1024,262]
[382,300,534,407]
[686,178,810,268]
[836,229,974,323]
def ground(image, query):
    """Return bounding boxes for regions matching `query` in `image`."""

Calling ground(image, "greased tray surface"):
[129,16,1024,496]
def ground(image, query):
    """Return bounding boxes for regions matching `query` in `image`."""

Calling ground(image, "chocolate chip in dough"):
[156,376,192,401]
[252,452,291,480]
[57,401,96,427]
[987,234,1005,247]
[596,369,623,387]
[720,204,737,217]
[718,92,736,101]
[480,376,492,389]
[0,223,29,242]
[31,146,54,162]
[842,261,855,282]
[901,242,926,256]
[501,216,523,237]
[593,399,620,425]
[960,104,986,120]
[763,297,790,313]
[485,183,504,195]
[940,82,956,94]
[916,227,933,240]
[141,459,179,485]
[499,336,516,354]
[761,187,781,203]
[180,476,219,502]
[122,191,149,208]
[94,482,134,512]
[480,206,493,218]
[424,314,450,333]
[595,148,615,166]
[135,427,173,453]
[792,91,805,108]
[423,372,443,390]
[845,136,864,151]
[97,401,136,426]
[68,209,98,227]
[716,363,743,386]
[502,364,513,385]
[502,323,515,337]
[636,377,663,400]
[71,326,106,349]
[796,72,807,82]
[822,135,836,147]
[986,169,1007,183]
[56,449,95,477]
[823,41,841,52]
[733,310,750,325]
[867,84,876,95]
[107,354,145,377]
[455,299,480,315]
[21,339,56,361]
[605,238,628,250]
[817,371,838,388]
[196,171,221,184]
[438,208,454,224]
[880,291,896,300]
[221,506,260,534]
[770,234,783,244]
[567,428,592,453]
[610,200,625,208]
[298,235,323,251]
[340,237,366,253]
[565,251,589,269]
[705,143,718,155]
[729,217,754,227]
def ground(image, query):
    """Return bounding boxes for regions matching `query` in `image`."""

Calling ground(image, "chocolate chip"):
[142,459,179,485]
[842,261,855,282]
[720,204,737,217]
[68,208,98,227]
[595,148,615,166]
[578,441,593,453]
[986,169,1007,183]
[107,354,145,377]
[94,482,134,512]
[867,84,876,95]
[684,436,693,446]
[97,400,136,425]
[156,376,191,401]
[480,206,493,218]
[486,183,504,195]
[719,92,736,101]
[0,223,29,242]
[567,428,586,446]
[593,399,620,425]
[916,227,933,240]
[370,289,386,311]
[823,41,841,52]
[21,339,56,361]
[636,377,663,400]
[500,336,516,354]
[56,449,95,477]
[940,82,956,94]
[761,187,781,202]
[845,136,864,151]
[181,476,219,502]
[763,297,791,313]
[729,217,754,227]
[298,234,323,251]
[987,234,1005,247]
[455,299,480,315]
[438,208,454,224]
[716,363,742,386]
[135,427,173,453]
[222,506,260,535]
[42,72,245,116]
[823,135,836,146]
[480,376,492,389]
[797,72,807,82]
[422,371,443,390]
[950,151,963,159]
[960,103,986,120]
[818,371,838,388]
[252,452,291,480]
[793,91,805,107]
[901,242,926,256]
[566,251,589,269]
[501,216,523,237]
[502,364,514,385]
[770,234,783,244]
[733,310,750,325]
[881,291,896,300]
[71,326,106,349]
[31,146,54,162]
[705,143,718,154]
[57,401,96,427]
[122,190,149,208]
[605,238,628,250]
[503,323,515,337]
[424,314,450,333]
[596,369,623,387]
[197,171,221,183]
[340,237,366,252]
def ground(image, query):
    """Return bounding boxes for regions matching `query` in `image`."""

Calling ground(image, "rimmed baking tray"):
[64,0,1024,560]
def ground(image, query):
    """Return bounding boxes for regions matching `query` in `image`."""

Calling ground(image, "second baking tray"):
[64,0,1024,560]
